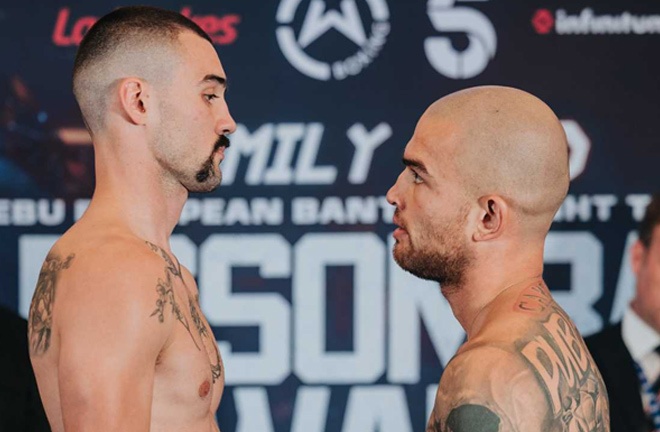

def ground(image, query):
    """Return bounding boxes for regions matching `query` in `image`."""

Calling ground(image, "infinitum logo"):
[532,8,660,35]
[276,0,390,80]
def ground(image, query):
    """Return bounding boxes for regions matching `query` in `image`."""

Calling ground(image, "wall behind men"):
[0,0,658,430]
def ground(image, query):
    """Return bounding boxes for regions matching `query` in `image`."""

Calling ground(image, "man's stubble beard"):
[152,106,230,194]
[393,215,473,290]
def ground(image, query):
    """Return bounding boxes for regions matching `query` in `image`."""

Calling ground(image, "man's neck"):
[85,138,187,249]
[442,251,544,338]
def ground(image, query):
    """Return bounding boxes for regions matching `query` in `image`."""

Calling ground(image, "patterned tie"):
[635,349,660,431]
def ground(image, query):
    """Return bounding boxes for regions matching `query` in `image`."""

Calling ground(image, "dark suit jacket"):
[0,306,50,431]
[586,323,653,432]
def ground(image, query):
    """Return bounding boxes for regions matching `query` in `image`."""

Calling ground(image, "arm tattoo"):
[427,405,500,432]
[518,284,609,431]
[28,253,75,356]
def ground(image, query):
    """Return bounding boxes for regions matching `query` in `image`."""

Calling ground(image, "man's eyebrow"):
[403,157,429,174]
[199,74,227,88]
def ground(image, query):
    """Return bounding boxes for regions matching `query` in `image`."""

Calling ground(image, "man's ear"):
[473,195,507,242]
[117,77,149,125]
[630,240,646,277]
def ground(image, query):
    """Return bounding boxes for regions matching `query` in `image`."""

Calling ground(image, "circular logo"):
[276,0,390,80]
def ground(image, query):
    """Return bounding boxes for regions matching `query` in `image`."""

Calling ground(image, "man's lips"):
[392,214,408,239]
[214,146,226,159]
[393,227,408,240]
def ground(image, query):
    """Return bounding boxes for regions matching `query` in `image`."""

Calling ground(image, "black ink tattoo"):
[28,253,75,356]
[514,283,552,314]
[150,270,202,350]
[211,353,222,384]
[190,297,209,339]
[191,294,223,382]
[427,405,500,432]
[520,288,609,431]
[147,241,223,382]
[447,404,501,432]
[147,241,202,350]
[146,241,182,278]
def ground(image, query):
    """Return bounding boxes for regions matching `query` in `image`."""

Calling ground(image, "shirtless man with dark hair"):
[387,86,610,431]
[27,6,235,431]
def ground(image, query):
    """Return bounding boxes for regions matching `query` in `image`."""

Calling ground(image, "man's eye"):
[410,169,423,184]
[204,94,219,102]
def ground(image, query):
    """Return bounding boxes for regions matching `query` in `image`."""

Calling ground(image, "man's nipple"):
[199,380,211,398]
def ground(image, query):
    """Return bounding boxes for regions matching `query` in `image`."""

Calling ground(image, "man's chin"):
[186,177,222,194]
[392,246,415,274]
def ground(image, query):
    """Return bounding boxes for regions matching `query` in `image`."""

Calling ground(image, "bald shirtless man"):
[27,6,235,431]
[387,86,610,431]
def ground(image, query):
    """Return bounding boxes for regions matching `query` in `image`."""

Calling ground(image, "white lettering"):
[342,386,413,432]
[347,123,391,184]
[294,233,385,383]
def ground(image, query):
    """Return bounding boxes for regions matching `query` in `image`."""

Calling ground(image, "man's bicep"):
[57,267,170,430]
[428,347,549,432]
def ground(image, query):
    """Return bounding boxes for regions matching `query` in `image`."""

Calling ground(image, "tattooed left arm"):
[427,345,549,432]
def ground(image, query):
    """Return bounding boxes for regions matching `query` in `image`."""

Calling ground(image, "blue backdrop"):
[1,0,659,430]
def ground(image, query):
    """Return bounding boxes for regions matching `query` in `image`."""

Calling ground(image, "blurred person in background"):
[587,193,660,432]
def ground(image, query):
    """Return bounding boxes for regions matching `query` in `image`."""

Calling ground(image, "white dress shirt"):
[622,306,660,413]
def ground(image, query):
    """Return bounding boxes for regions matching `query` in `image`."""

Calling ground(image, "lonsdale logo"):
[52,6,241,47]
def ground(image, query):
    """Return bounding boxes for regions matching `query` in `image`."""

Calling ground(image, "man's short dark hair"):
[74,6,211,80]
[72,6,213,134]
[639,193,660,248]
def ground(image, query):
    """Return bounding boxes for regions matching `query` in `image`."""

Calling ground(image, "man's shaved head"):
[387,86,569,285]
[72,6,212,135]
[424,86,569,231]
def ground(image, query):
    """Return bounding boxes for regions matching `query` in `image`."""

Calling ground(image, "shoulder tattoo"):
[28,253,75,356]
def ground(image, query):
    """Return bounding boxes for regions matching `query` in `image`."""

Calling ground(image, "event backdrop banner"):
[1,0,659,430]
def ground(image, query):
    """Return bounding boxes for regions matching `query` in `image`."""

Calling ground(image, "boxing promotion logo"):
[276,0,390,80]
[424,0,497,79]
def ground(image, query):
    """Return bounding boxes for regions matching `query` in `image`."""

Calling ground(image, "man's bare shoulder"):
[429,344,547,432]
[428,283,610,431]
[56,233,170,296]
[28,230,178,357]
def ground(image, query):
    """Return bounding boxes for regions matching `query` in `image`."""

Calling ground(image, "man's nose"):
[386,172,404,208]
[216,104,237,135]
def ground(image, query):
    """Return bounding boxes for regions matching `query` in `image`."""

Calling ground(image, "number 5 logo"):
[424,0,497,79]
